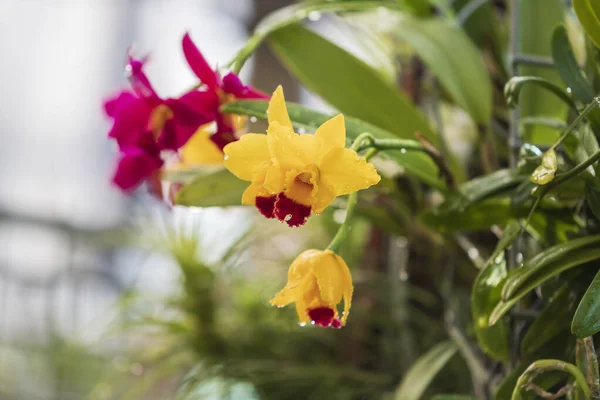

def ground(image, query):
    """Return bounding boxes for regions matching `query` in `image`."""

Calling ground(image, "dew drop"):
[566,87,572,94]
[516,253,524,263]
[250,116,258,123]
[224,155,229,160]
[284,214,292,222]
[400,148,407,154]
[307,11,322,21]
[399,270,409,281]
[298,322,307,327]
[297,127,307,134]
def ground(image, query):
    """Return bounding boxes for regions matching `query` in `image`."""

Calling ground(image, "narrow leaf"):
[573,0,600,49]
[394,341,458,400]
[572,269,600,337]
[471,222,520,361]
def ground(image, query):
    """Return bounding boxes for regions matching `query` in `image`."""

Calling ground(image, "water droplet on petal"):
[224,155,229,160]
[298,322,307,327]
[297,127,307,134]
[250,116,257,123]
[284,214,292,222]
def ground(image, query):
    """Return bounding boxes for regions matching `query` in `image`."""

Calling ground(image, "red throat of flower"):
[254,193,312,227]
[308,307,342,328]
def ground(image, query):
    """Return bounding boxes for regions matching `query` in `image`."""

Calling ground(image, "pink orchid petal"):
[103,91,137,117]
[182,33,219,89]
[112,147,163,191]
[107,97,155,148]
[177,90,219,115]
[127,55,159,99]
[222,72,268,99]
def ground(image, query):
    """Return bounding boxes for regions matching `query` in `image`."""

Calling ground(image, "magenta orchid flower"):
[104,55,213,191]
[181,33,268,149]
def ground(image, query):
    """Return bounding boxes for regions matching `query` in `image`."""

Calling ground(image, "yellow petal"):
[241,182,263,205]
[223,134,270,181]
[337,256,353,325]
[267,85,293,131]
[314,114,346,159]
[262,164,286,194]
[270,274,312,307]
[313,250,346,306]
[318,147,381,196]
[267,122,318,169]
[295,300,310,324]
[180,125,224,165]
[313,182,338,214]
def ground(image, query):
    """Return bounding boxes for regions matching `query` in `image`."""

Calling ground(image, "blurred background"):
[0,1,477,399]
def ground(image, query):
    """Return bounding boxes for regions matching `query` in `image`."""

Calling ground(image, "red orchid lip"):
[308,307,341,328]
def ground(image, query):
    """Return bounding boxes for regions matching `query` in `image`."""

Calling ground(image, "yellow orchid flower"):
[270,249,353,328]
[179,124,227,166]
[223,86,381,227]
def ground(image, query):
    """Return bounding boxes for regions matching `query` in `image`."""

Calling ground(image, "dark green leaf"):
[572,269,600,337]
[432,396,475,400]
[518,0,567,144]
[222,100,445,189]
[394,341,458,400]
[394,15,492,123]
[471,222,520,362]
[586,186,600,220]
[551,25,600,134]
[501,235,600,300]
[489,238,600,325]
[174,168,248,207]
[521,283,577,354]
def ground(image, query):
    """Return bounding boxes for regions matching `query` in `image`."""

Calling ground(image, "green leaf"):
[586,186,600,220]
[552,25,596,103]
[518,0,567,144]
[432,396,475,400]
[221,100,445,189]
[435,169,528,215]
[268,24,435,141]
[504,76,576,111]
[489,237,600,325]
[573,0,600,49]
[174,168,248,207]
[393,15,492,124]
[394,341,458,400]
[521,283,577,354]
[551,25,600,135]
[572,269,600,337]
[563,126,600,187]
[471,222,520,362]
[501,235,600,300]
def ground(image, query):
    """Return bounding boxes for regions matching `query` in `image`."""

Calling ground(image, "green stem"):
[584,337,600,399]
[326,134,378,254]
[550,98,600,151]
[511,359,592,400]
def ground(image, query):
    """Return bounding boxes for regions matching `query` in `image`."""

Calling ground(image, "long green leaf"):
[572,269,600,337]
[490,245,600,325]
[573,0,600,49]
[471,222,520,362]
[268,24,436,142]
[504,76,576,110]
[174,168,247,207]
[394,341,458,400]
[394,15,492,124]
[551,25,600,134]
[221,100,445,189]
[432,396,475,400]
[518,0,567,144]
[501,235,600,300]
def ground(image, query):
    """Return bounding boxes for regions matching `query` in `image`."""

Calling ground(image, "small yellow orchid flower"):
[270,249,353,328]
[223,86,381,227]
